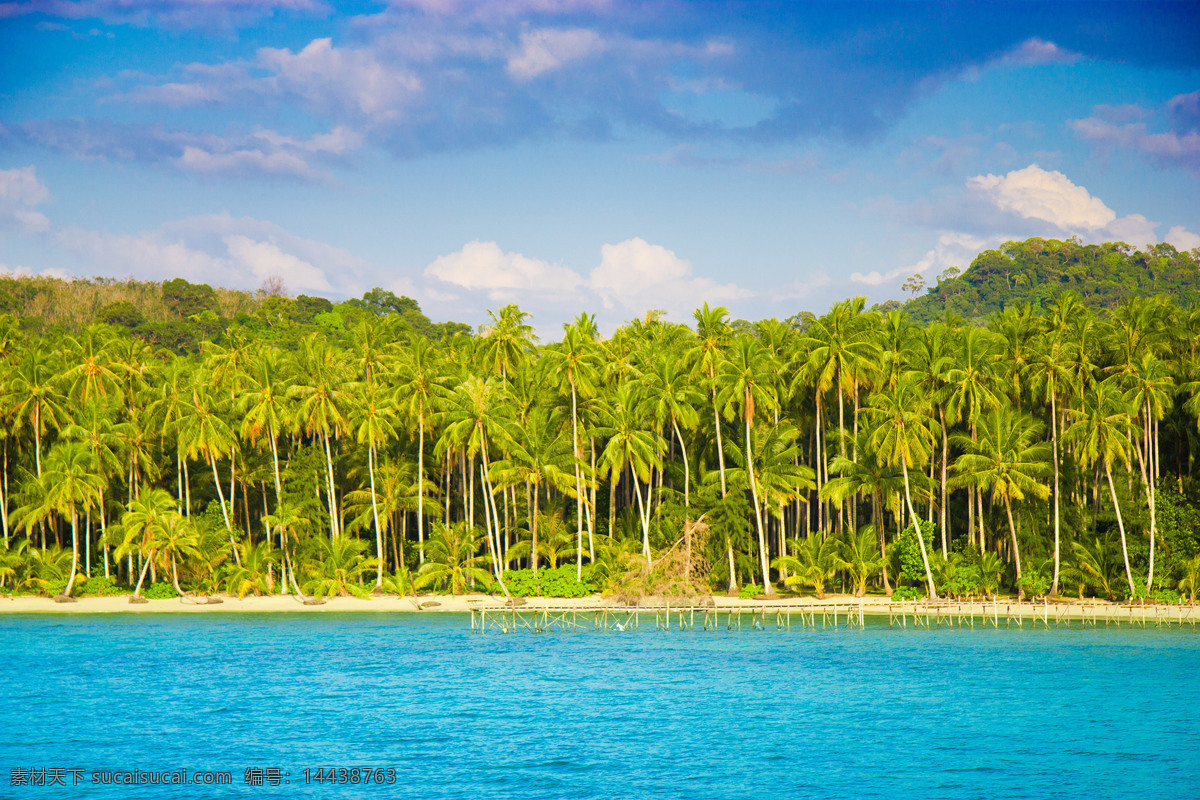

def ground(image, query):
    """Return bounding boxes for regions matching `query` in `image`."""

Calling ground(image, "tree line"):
[2,267,1200,603]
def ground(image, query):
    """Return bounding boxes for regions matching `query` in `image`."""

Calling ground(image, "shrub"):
[738,584,762,600]
[143,581,176,599]
[79,576,125,597]
[502,566,596,598]
[891,586,923,601]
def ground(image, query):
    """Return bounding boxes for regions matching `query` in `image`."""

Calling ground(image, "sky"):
[1,0,1198,338]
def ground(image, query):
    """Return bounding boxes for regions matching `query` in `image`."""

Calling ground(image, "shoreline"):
[2,592,1197,620]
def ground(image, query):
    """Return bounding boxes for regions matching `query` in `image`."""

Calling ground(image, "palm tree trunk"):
[64,511,79,596]
[673,418,691,508]
[368,441,383,589]
[711,371,727,497]
[746,415,771,594]
[632,473,652,564]
[939,406,949,557]
[572,381,584,580]
[1103,460,1137,597]
[901,453,936,599]
[1003,495,1023,594]
[417,414,425,564]
[171,554,184,597]
[1050,390,1061,596]
[207,454,241,566]
[133,551,152,598]
[875,489,891,594]
[322,432,339,538]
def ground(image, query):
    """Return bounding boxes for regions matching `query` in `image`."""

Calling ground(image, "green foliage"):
[737,583,762,599]
[906,238,1200,323]
[502,566,597,598]
[891,585,922,601]
[143,581,176,599]
[79,575,126,597]
[895,522,935,586]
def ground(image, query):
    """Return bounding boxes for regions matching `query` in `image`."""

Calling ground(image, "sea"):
[2,612,1198,799]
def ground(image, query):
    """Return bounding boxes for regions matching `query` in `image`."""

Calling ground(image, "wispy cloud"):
[1071,92,1200,177]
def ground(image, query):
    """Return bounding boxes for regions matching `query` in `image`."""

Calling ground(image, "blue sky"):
[1,0,1198,336]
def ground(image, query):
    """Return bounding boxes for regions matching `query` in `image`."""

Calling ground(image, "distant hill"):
[902,237,1200,324]
[0,276,470,352]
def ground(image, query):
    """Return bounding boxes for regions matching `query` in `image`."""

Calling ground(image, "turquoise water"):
[2,614,1199,799]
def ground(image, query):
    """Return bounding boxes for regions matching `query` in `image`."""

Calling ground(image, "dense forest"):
[2,237,1200,604]
[905,238,1200,324]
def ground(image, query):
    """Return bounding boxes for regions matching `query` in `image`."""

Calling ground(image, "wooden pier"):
[468,599,1200,634]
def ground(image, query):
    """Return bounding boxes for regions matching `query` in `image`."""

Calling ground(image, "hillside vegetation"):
[0,276,470,352]
[904,238,1200,324]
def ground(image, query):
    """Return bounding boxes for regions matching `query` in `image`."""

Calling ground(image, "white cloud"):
[588,237,749,320]
[0,166,52,233]
[54,211,364,294]
[178,146,317,180]
[1166,225,1200,252]
[854,232,994,287]
[968,164,1116,230]
[507,28,606,79]
[1105,214,1159,248]
[0,262,70,280]
[997,38,1081,66]
[258,38,423,121]
[223,234,333,292]
[425,240,584,298]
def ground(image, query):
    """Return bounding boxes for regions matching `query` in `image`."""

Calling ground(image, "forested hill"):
[0,276,470,352]
[903,238,1200,324]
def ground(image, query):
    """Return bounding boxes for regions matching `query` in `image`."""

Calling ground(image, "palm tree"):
[717,335,779,593]
[289,335,349,539]
[840,526,883,596]
[414,522,494,594]
[22,442,103,597]
[1118,352,1173,593]
[949,409,1051,592]
[480,304,535,381]
[688,303,732,496]
[178,380,241,561]
[772,533,845,598]
[1024,326,1076,595]
[350,381,399,589]
[596,383,662,563]
[490,405,577,576]
[543,319,602,578]
[1065,381,1137,597]
[393,336,452,566]
[865,381,938,599]
[238,347,293,507]
[114,488,179,599]
[9,348,69,477]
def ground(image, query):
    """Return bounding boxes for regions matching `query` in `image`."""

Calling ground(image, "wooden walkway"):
[468,599,1200,634]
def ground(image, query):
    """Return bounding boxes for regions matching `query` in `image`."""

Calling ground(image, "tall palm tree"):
[179,380,241,561]
[949,409,1051,591]
[689,303,732,496]
[543,319,602,578]
[596,383,661,562]
[289,335,349,539]
[393,336,452,564]
[1066,381,1137,597]
[865,380,938,599]
[9,348,69,477]
[31,442,103,596]
[350,381,399,590]
[717,335,780,593]
[1024,326,1077,595]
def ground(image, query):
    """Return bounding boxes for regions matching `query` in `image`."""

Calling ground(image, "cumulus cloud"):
[258,39,423,121]
[0,262,71,280]
[967,164,1116,230]
[0,166,52,233]
[417,237,750,331]
[1166,225,1200,252]
[425,240,584,298]
[853,233,993,287]
[588,237,750,320]
[55,211,365,294]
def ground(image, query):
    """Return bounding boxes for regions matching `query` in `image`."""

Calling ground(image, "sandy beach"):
[2,593,1195,624]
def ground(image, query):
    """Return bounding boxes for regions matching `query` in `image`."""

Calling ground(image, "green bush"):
[502,566,596,598]
[891,586,922,601]
[1151,589,1181,604]
[79,576,126,597]
[737,584,762,600]
[143,581,176,599]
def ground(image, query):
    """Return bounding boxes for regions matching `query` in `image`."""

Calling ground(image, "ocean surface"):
[2,612,1199,799]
